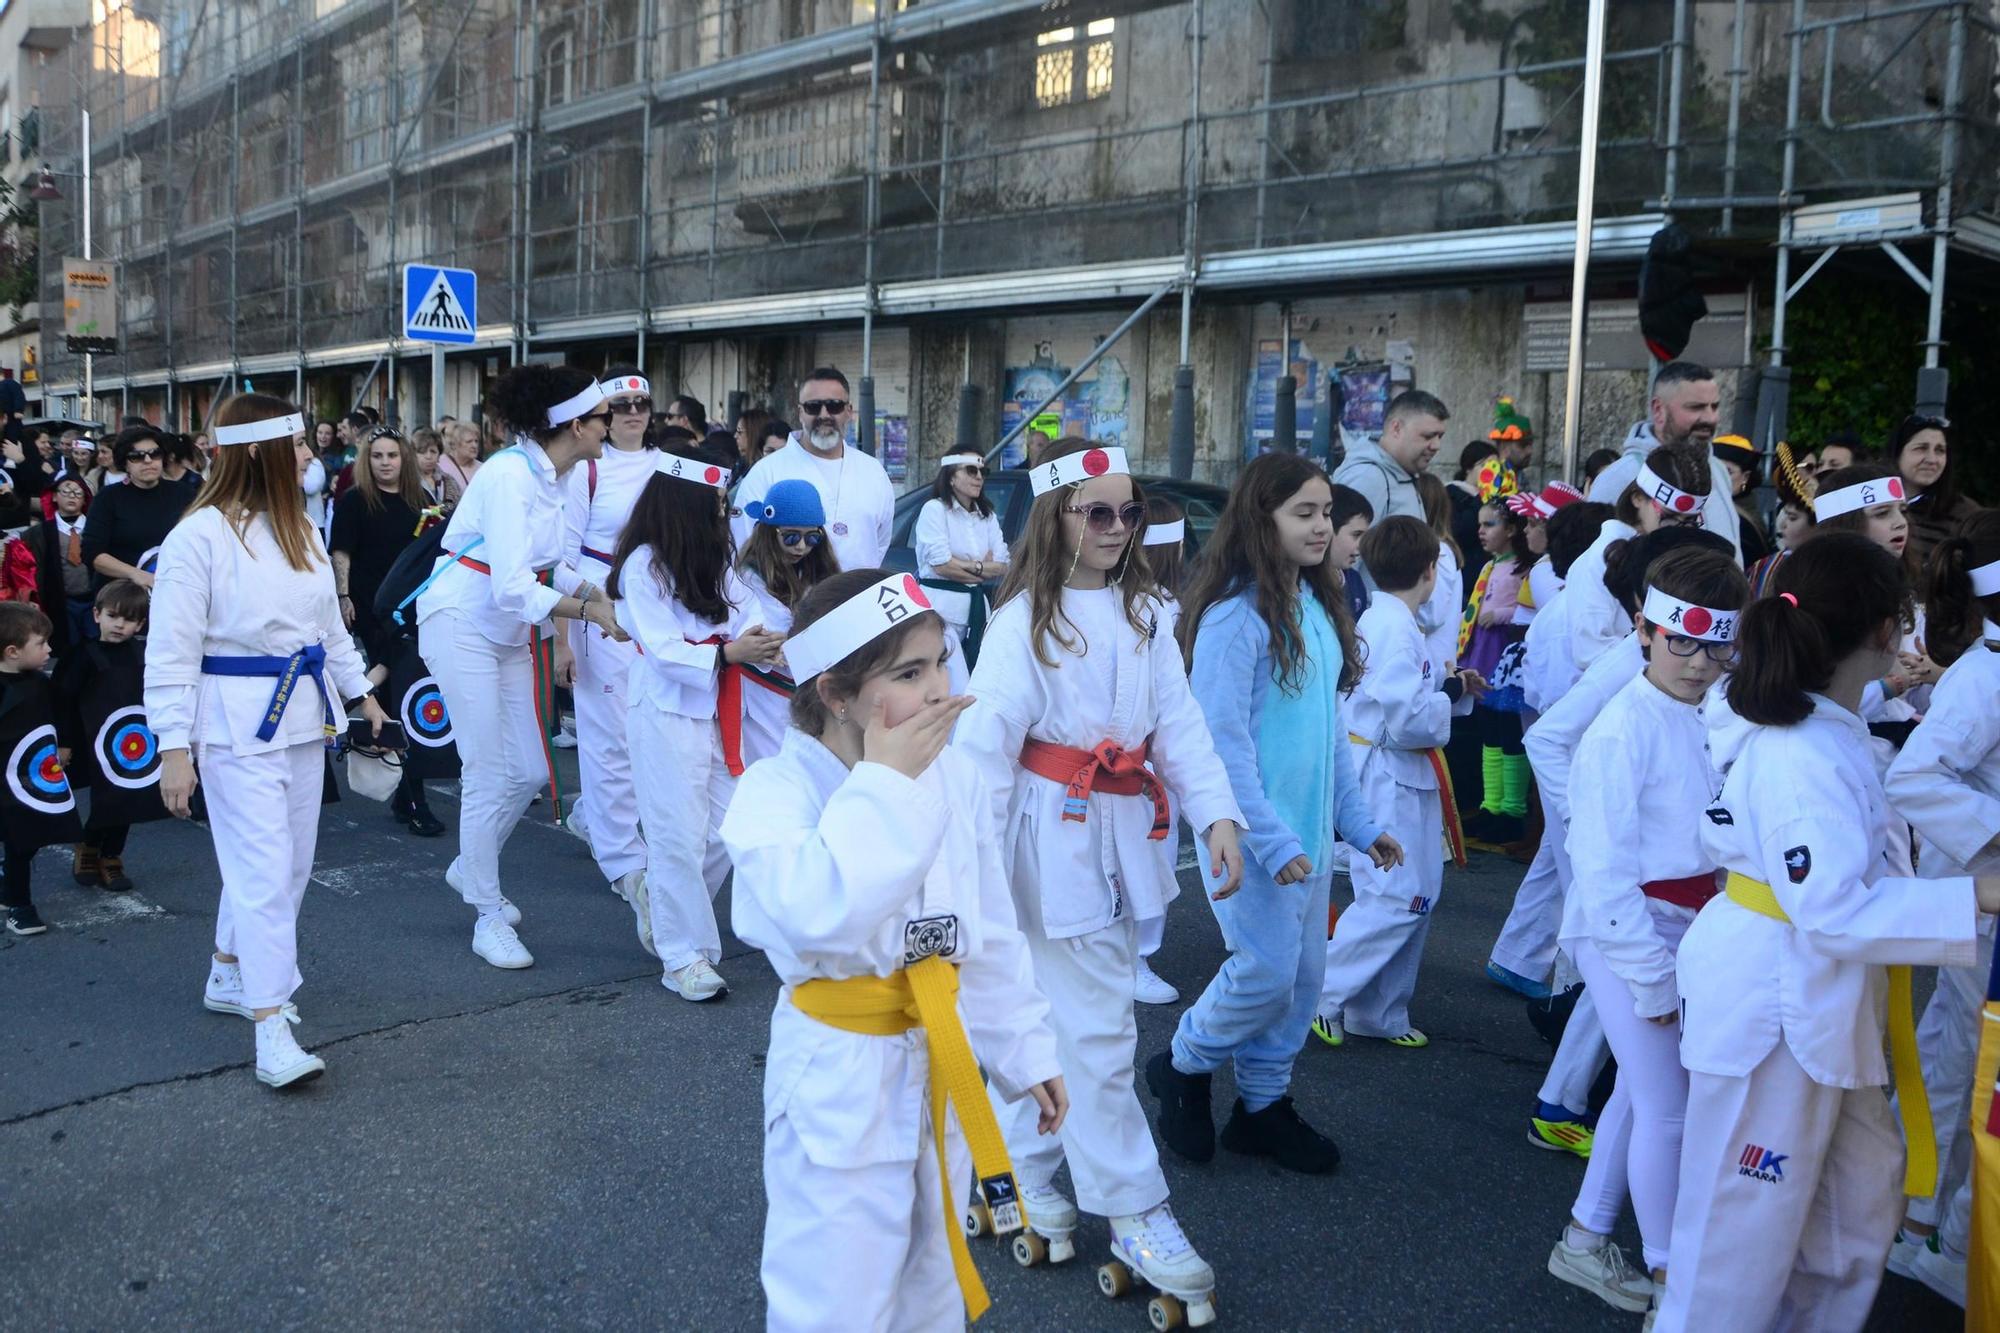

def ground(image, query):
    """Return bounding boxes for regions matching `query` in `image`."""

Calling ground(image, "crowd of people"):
[0,355,1993,1332]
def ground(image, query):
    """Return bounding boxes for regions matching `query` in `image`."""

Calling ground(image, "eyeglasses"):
[800,398,850,417]
[1662,635,1739,666]
[777,528,825,549]
[1064,501,1146,533]
[124,449,162,462]
[607,397,653,415]
[1658,511,1706,529]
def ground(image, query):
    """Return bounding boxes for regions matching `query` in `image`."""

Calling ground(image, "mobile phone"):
[347,718,409,752]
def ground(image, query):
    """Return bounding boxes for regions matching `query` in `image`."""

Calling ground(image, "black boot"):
[404,781,447,838]
[1145,1050,1214,1163]
[389,772,416,826]
[1218,1096,1341,1174]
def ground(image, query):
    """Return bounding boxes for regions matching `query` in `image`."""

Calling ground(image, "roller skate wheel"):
[1098,1261,1134,1298]
[962,1204,991,1239]
[1047,1234,1076,1264]
[1011,1231,1048,1267]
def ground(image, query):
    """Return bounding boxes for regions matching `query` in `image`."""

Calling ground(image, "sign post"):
[403,263,477,426]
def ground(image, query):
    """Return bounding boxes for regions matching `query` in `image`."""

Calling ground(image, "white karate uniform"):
[735,566,798,767]
[1883,632,2000,1233]
[615,551,756,972]
[723,732,1060,1333]
[1563,518,1637,674]
[915,497,1007,696]
[1140,595,1185,962]
[1319,597,1450,1036]
[1656,696,1980,1332]
[146,508,371,1009]
[1421,542,1463,684]
[732,440,897,573]
[1561,673,1717,1270]
[417,439,584,913]
[956,587,1240,1217]
[562,444,655,884]
[1489,572,1575,984]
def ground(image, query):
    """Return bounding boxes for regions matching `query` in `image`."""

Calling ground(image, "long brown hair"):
[1923,509,2000,668]
[992,436,1154,668]
[1176,452,1361,693]
[738,522,840,610]
[1728,531,1910,726]
[190,393,321,573]
[351,427,427,514]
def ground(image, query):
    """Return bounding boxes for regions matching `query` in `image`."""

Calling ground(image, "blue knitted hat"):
[747,478,826,529]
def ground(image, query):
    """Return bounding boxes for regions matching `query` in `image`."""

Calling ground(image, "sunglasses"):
[777,528,825,549]
[800,398,849,417]
[578,411,614,428]
[608,398,653,415]
[955,464,987,477]
[1902,413,1951,431]
[1064,502,1146,534]
[125,449,163,462]
[1662,635,1739,666]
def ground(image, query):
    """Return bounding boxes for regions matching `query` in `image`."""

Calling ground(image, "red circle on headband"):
[703,466,722,485]
[902,574,932,610]
[1672,493,1697,512]
[1888,477,1905,499]
[1082,448,1111,477]
[1680,606,1713,636]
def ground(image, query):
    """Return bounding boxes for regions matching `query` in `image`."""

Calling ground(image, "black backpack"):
[374,521,463,625]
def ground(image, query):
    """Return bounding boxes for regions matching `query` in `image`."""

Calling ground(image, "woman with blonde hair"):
[146,393,390,1090]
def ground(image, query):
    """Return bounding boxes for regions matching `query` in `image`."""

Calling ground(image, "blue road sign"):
[403,264,477,345]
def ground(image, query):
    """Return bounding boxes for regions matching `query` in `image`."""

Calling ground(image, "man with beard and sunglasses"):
[731,367,895,572]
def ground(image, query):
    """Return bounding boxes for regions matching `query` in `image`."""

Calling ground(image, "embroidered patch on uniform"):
[1408,894,1433,915]
[1737,1142,1787,1183]
[980,1172,1024,1234]
[903,914,959,964]
[1783,846,1811,883]
[1705,806,1734,826]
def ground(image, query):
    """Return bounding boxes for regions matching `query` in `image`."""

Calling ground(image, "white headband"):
[546,381,608,427]
[654,451,731,491]
[1643,587,1738,643]
[1144,519,1185,546]
[785,573,935,683]
[1969,557,2000,597]
[1634,462,1703,517]
[1813,474,1905,520]
[213,413,304,446]
[940,452,983,470]
[1031,445,1129,497]
[602,375,650,398]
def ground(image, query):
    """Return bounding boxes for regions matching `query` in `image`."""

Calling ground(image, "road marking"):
[55,893,168,927]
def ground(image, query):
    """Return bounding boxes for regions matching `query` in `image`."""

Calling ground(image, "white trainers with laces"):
[663,958,726,1001]
[1133,958,1179,1005]
[472,915,535,969]
[203,958,300,1022]
[1547,1233,1654,1312]
[562,803,592,844]
[615,871,656,956]
[1108,1202,1215,1299]
[254,1011,325,1088]
[446,860,520,926]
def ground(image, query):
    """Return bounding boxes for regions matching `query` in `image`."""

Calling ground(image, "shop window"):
[1035,18,1114,109]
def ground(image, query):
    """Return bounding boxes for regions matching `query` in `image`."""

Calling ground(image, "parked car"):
[882,469,1228,575]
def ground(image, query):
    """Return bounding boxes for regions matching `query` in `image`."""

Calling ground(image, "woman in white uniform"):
[415,365,625,970]
[913,451,1007,691]
[150,394,388,1089]
[1656,531,2000,1332]
[560,366,655,941]
[720,568,1066,1331]
[735,479,840,766]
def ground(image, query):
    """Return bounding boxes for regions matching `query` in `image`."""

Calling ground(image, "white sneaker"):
[1109,1203,1214,1299]
[1547,1234,1654,1313]
[1133,958,1179,1005]
[663,958,726,1001]
[551,720,578,749]
[1906,1233,1967,1308]
[562,804,592,845]
[615,870,656,957]
[1021,1181,1078,1241]
[202,959,300,1023]
[472,915,535,969]
[446,860,520,926]
[254,1012,325,1088]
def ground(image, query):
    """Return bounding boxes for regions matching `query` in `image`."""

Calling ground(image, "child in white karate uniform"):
[956,438,1243,1322]
[610,443,785,1001]
[722,569,1065,1332]
[735,479,841,765]
[1657,531,2000,1332]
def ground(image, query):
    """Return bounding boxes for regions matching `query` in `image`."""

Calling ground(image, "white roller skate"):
[1100,1202,1217,1328]
[1007,1181,1078,1267]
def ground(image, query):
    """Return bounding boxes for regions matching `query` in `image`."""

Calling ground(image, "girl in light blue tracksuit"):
[1145,452,1402,1175]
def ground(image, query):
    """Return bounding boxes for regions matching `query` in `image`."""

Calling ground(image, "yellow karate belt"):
[790,956,1022,1322]
[1723,871,1936,1198]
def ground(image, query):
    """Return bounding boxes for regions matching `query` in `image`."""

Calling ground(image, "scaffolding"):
[27,0,1998,447]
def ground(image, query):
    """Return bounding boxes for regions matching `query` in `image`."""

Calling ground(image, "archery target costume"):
[0,671,83,921]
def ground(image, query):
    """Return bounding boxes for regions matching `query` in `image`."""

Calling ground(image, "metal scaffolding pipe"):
[1559,0,1608,483]
[1922,1,1967,376]
[1721,0,1748,235]
[858,24,882,456]
[1663,0,1687,206]
[1769,0,1807,375]
[986,279,1178,466]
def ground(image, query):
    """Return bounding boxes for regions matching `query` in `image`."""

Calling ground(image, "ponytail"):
[1922,510,2000,667]
[1728,531,1909,726]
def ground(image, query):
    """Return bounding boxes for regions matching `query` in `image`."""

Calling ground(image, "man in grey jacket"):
[1334,389,1449,594]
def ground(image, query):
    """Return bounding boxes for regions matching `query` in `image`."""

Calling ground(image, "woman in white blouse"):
[414,365,623,971]
[147,393,391,1091]
[913,451,1008,689]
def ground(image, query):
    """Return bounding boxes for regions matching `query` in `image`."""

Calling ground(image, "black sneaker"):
[404,802,447,838]
[5,904,48,936]
[1218,1096,1341,1174]
[1144,1050,1214,1163]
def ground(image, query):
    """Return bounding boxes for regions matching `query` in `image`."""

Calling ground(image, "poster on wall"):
[1338,365,1392,435]
[842,414,910,481]
[1248,339,1321,454]
[999,347,1132,468]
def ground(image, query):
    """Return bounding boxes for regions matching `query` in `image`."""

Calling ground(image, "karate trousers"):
[204,740,324,1009]
[1319,780,1443,1037]
[1899,921,1994,1234]
[1655,1043,1904,1333]
[628,706,732,973]
[568,618,646,883]
[1489,784,1570,983]
[420,611,546,912]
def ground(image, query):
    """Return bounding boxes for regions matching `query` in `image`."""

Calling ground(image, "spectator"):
[1711,434,1770,567]
[755,416,790,462]
[1581,447,1619,489]
[32,476,94,651]
[1336,389,1450,594]
[411,428,452,506]
[330,427,427,664]
[82,427,192,590]
[438,421,482,498]
[663,394,708,437]
[1891,413,1979,567]
[163,435,204,489]
[1584,360,1740,555]
[731,367,895,571]
[1815,431,1863,477]
[733,407,770,473]
[0,366,25,439]
[1447,440,1493,574]
[90,438,119,491]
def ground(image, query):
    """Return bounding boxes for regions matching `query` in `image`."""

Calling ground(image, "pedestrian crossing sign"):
[403,264,478,345]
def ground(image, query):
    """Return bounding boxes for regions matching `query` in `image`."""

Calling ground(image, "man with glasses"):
[731,365,895,571]
[662,395,708,437]
[80,426,192,591]
[1586,360,1741,557]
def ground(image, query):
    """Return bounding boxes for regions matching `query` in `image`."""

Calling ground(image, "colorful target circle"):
[8,724,75,814]
[399,675,454,748]
[93,706,162,790]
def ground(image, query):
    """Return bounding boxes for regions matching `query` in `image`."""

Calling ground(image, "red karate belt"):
[1425,748,1466,868]
[1018,737,1170,840]
[1642,872,1720,911]
[446,551,566,819]
[688,636,748,777]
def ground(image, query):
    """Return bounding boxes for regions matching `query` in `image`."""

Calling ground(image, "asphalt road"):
[0,764,1957,1331]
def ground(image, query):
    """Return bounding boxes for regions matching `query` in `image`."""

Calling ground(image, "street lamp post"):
[30,106,91,417]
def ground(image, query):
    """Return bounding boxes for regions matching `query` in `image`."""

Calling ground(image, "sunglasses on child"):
[1661,635,1739,666]
[778,528,825,549]
[1064,502,1146,534]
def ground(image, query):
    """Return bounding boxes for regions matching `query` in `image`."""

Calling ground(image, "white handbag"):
[344,746,403,802]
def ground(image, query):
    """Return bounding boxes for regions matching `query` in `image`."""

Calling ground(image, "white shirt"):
[1523,632,1645,823]
[614,547,757,720]
[914,498,1007,577]
[1563,519,1637,673]
[1683,695,1979,1085]
[1885,637,2000,877]
[733,440,896,572]
[417,438,582,647]
[1348,596,1452,790]
[145,507,371,754]
[562,444,656,575]
[1419,542,1461,679]
[1561,673,1718,1018]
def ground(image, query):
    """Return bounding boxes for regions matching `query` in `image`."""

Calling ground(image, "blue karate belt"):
[200,645,337,742]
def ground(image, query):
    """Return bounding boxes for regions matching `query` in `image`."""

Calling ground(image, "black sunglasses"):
[608,398,653,415]
[578,411,614,428]
[955,464,987,477]
[777,528,825,549]
[800,398,849,417]
[1064,501,1146,534]
[124,449,163,462]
